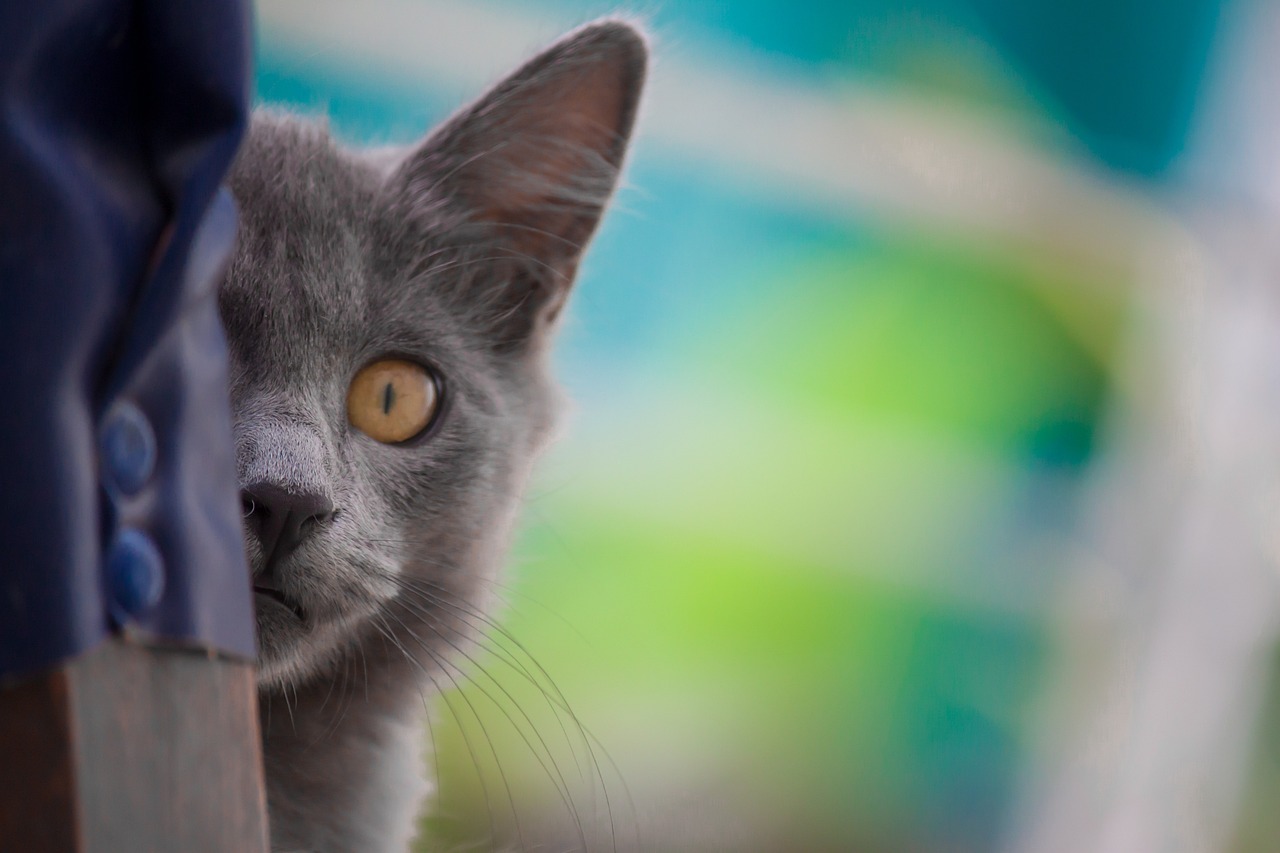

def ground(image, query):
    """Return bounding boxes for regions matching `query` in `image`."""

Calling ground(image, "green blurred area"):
[254,0,1262,847]
[421,234,1123,851]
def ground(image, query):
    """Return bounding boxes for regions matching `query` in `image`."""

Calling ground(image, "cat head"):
[221,21,646,686]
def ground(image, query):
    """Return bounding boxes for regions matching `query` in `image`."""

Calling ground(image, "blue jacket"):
[0,0,255,678]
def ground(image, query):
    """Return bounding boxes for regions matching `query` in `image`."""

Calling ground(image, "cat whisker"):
[423,248,571,287]
[386,573,632,851]
[312,652,356,746]
[374,607,523,851]
[478,219,590,254]
[367,570,596,839]
[279,676,297,734]
[387,605,588,852]
[390,579,589,768]
[364,615,462,816]
[386,591,591,828]
[394,605,618,851]
[369,622,479,843]
[438,580,638,849]
[313,647,342,717]
[395,577,595,728]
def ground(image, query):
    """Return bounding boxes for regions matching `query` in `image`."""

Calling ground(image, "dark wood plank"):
[0,668,81,853]
[0,638,268,853]
[68,639,268,853]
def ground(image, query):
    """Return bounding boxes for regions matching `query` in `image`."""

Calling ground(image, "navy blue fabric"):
[0,0,255,678]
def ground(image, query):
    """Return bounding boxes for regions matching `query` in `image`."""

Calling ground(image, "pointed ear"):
[388,20,646,347]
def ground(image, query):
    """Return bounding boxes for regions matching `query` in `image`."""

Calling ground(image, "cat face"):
[219,22,646,687]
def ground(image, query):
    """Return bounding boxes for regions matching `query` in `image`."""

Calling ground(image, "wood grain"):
[0,668,81,853]
[0,639,268,853]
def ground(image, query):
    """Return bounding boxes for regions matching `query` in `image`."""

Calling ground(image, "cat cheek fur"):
[220,20,646,852]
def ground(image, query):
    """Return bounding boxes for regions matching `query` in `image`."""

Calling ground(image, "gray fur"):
[220,21,646,852]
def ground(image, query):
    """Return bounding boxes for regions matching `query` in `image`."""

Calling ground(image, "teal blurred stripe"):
[534,0,1228,175]
[966,0,1226,175]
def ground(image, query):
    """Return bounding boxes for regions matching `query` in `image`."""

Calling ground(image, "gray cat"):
[220,21,646,852]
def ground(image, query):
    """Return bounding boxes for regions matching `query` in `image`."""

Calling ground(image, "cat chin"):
[254,599,359,688]
[254,604,308,686]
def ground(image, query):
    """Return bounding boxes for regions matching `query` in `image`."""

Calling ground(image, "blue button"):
[100,401,156,495]
[105,528,165,622]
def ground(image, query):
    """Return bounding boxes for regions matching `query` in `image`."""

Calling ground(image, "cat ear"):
[389,20,646,348]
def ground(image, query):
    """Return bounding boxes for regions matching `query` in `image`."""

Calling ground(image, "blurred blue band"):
[965,0,1226,176]
[667,0,1226,176]
[0,0,255,679]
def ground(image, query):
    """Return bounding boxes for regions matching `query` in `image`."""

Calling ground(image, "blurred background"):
[254,1,1280,850]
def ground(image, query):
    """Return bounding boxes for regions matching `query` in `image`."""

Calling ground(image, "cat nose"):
[241,482,334,574]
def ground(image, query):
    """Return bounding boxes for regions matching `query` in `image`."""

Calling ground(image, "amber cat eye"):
[347,359,439,444]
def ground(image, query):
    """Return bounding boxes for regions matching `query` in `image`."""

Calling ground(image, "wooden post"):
[0,639,268,852]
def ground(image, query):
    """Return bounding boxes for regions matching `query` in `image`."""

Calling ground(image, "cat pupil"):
[382,382,395,415]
